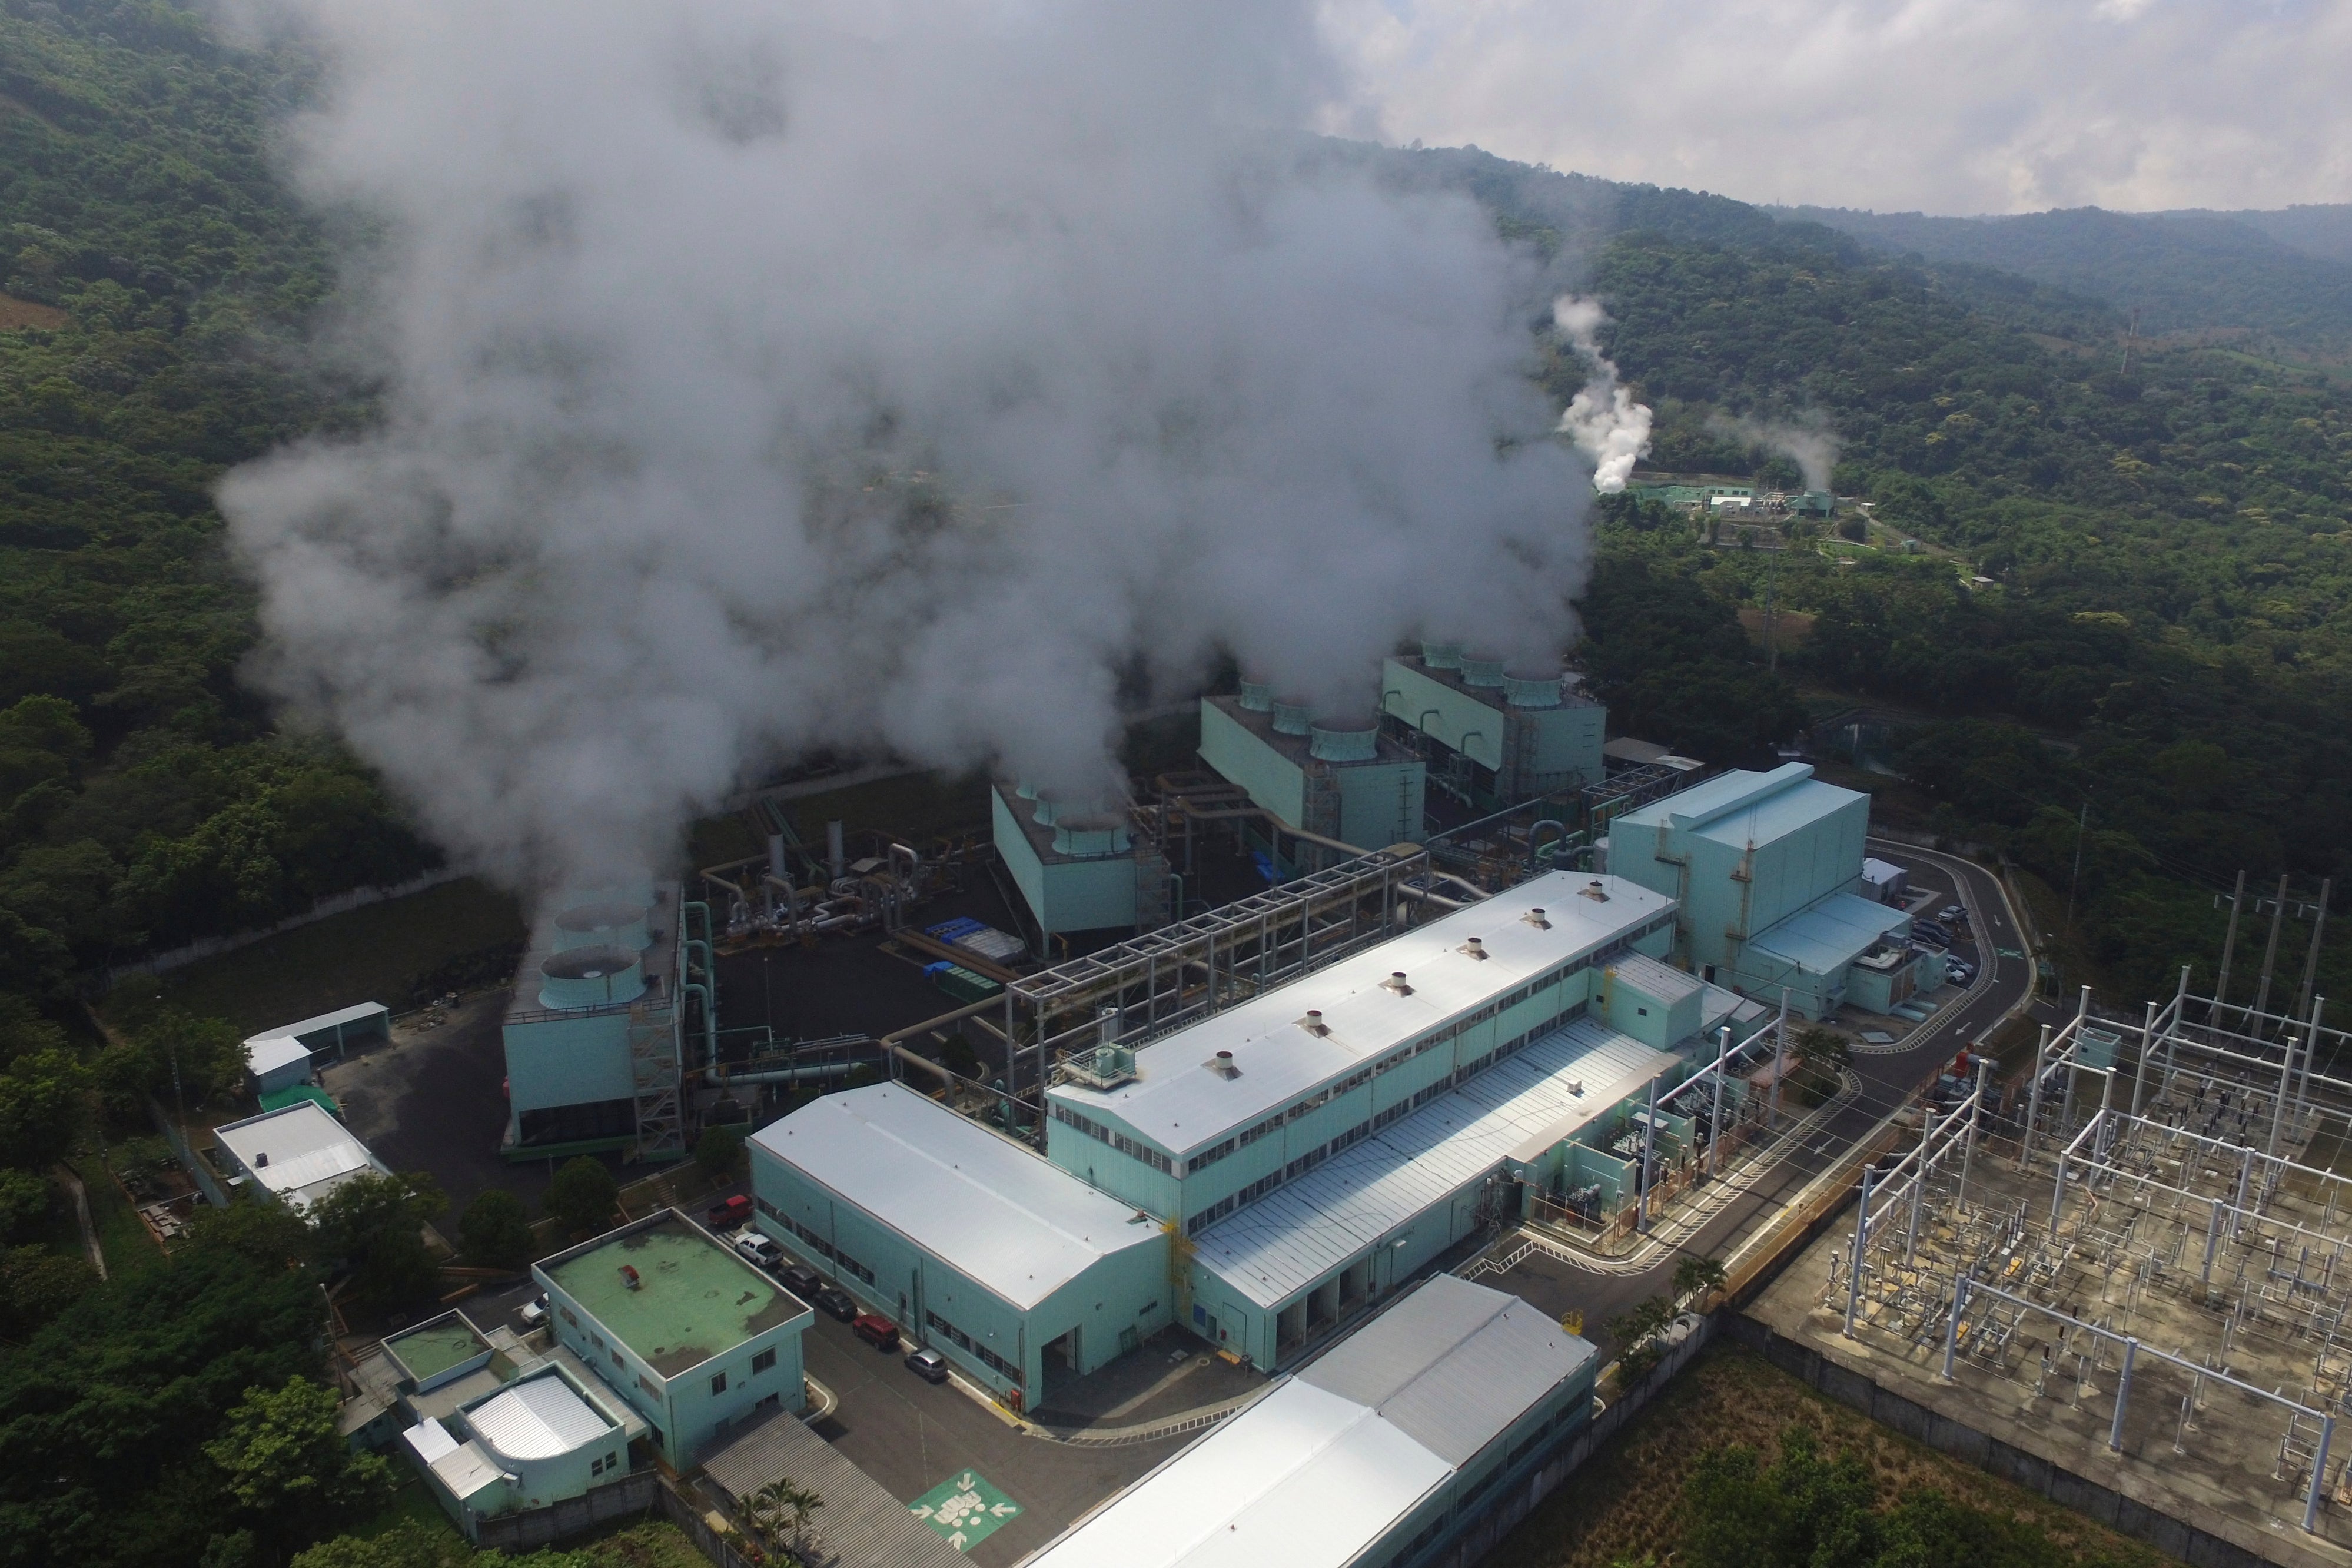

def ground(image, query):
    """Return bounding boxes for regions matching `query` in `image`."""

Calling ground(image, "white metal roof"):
[1613,763,1862,849]
[1297,1275,1594,1466]
[241,1001,388,1050]
[751,1084,1161,1310]
[1049,872,1675,1157]
[1610,952,1703,1007]
[1745,891,1909,975]
[466,1374,612,1460]
[244,1035,312,1078]
[403,1418,504,1503]
[1024,1378,1451,1568]
[211,1101,387,1211]
[1191,1019,1676,1308]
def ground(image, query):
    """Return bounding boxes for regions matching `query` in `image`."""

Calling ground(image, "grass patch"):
[348,1477,467,1548]
[1488,1343,2165,1568]
[103,877,525,1038]
[75,1150,167,1277]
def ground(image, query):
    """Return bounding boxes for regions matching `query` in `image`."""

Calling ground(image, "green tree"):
[1673,1254,1728,1307]
[0,1047,87,1169]
[0,1242,98,1336]
[183,1195,318,1270]
[309,1170,448,1310]
[1682,1427,1880,1568]
[202,1376,393,1533]
[542,1157,619,1238]
[0,1167,49,1243]
[459,1187,534,1270]
[694,1123,747,1183]
[133,1009,248,1107]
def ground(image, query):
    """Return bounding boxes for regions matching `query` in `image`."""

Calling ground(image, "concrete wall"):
[1383,660,1505,772]
[471,1470,659,1552]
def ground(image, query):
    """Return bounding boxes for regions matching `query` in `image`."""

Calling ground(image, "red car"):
[706,1195,752,1230]
[852,1313,900,1351]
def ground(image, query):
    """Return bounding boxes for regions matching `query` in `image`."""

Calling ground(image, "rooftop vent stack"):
[1271,698,1316,736]
[1205,1049,1240,1079]
[1098,1005,1122,1048]
[1052,813,1132,858]
[1308,715,1380,762]
[1523,907,1552,929]
[766,833,787,886]
[1031,789,1064,826]
[537,945,647,1009]
[1298,1009,1330,1036]
[551,901,653,954]
[1421,641,1465,670]
[1460,936,1490,961]
[1238,678,1276,712]
[1459,652,1507,687]
[1579,879,1611,902]
[1503,667,1565,708]
[1382,971,1413,995]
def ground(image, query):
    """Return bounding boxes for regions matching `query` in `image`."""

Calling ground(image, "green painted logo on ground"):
[910,1470,1022,1552]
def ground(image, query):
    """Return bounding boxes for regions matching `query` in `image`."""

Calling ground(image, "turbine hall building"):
[751,868,1773,1397]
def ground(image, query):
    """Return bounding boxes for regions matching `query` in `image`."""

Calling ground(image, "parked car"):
[1946,962,1976,985]
[518,1295,548,1328]
[853,1313,901,1351]
[706,1194,753,1230]
[733,1231,783,1269]
[780,1263,822,1298]
[905,1347,949,1384]
[814,1284,857,1321]
[1911,921,1951,946]
[1939,904,1966,923]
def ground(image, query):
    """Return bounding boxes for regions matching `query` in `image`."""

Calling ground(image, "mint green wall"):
[1198,702,1305,825]
[503,1012,633,1129]
[1381,660,1503,771]
[1520,703,1606,791]
[1602,968,1702,1050]
[1335,759,1426,846]
[992,789,1138,935]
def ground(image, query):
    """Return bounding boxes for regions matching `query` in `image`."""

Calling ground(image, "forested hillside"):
[0,0,434,1018]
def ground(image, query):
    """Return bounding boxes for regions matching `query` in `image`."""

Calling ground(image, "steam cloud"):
[218,1,1599,898]
[1707,412,1840,493]
[1551,297,1652,493]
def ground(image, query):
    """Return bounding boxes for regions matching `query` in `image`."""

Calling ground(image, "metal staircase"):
[629,1003,685,1161]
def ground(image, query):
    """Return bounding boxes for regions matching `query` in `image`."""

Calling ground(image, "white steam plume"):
[218,0,1592,898]
[1707,412,1841,493]
[1551,296,1652,494]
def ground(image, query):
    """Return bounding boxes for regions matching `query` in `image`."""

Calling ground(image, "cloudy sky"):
[1320,0,2352,215]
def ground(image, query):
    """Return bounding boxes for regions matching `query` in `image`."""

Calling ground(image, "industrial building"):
[1607,763,1912,1018]
[1379,645,1605,810]
[211,1100,390,1214]
[500,883,707,1161]
[1197,687,1425,852]
[1025,1274,1598,1568]
[749,1082,1170,1406]
[990,783,1165,939]
[242,1001,388,1103]
[532,1209,812,1464]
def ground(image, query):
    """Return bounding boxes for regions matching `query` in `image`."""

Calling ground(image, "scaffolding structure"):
[1828,981,2352,1540]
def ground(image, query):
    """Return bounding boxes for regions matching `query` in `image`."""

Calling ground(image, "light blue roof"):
[1612,763,1864,850]
[1745,892,1910,975]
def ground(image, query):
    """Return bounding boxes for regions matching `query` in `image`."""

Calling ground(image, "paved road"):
[1489,841,2041,1346]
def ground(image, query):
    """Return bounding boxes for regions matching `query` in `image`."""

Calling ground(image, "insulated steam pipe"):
[707,1061,863,1086]
[682,982,719,1067]
[684,900,713,945]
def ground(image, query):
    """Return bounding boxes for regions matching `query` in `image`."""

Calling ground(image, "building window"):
[591,1457,604,1476]
[610,1350,623,1369]
[560,1306,579,1327]
[752,1348,776,1374]
[638,1374,661,1401]
[711,1370,729,1396]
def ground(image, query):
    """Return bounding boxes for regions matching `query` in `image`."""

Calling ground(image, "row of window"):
[707,1347,780,1398]
[1051,1103,1177,1174]
[1181,999,1593,1234]
[925,1309,1021,1382]
[765,1205,875,1284]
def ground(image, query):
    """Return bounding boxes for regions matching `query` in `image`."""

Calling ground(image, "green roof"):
[384,1313,489,1384]
[546,1213,799,1376]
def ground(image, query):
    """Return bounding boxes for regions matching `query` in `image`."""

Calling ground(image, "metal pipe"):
[2215,869,2247,1020]
[682,981,719,1068]
[1908,1105,1934,1264]
[1941,1272,1968,1380]
[2295,879,2332,1028]
[2254,873,2291,1037]
[1707,1025,1730,1180]
[2307,1416,2336,1533]
[1636,1077,1659,1234]
[2132,1001,2157,1118]
[1394,886,1467,911]
[707,1061,863,1086]
[2022,1024,2052,1166]
[1961,1056,1989,1207]
[1771,988,1790,1131]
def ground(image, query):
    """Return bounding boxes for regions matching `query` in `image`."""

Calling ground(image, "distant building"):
[241,1002,389,1094]
[533,1209,812,1464]
[211,1101,390,1214]
[1607,763,1912,1018]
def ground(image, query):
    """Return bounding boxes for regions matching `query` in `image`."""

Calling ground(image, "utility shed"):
[1025,1275,1597,1568]
[211,1101,390,1214]
[245,1034,317,1097]
[749,1084,1170,1408]
[241,1002,390,1072]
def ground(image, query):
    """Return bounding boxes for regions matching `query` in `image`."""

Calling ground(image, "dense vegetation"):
[1782,203,2352,351]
